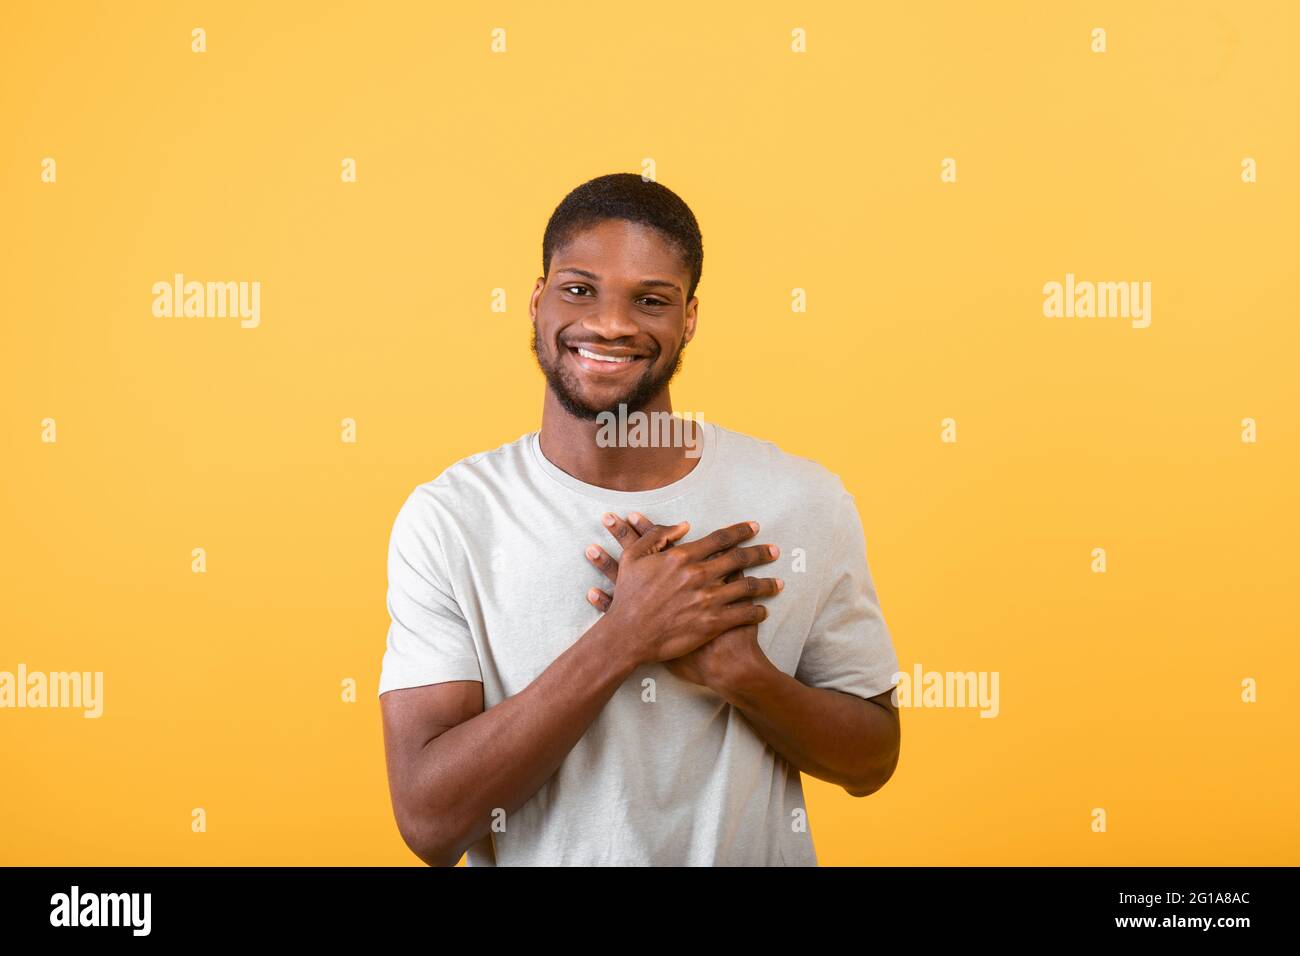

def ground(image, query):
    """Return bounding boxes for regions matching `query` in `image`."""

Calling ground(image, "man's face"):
[530,219,697,421]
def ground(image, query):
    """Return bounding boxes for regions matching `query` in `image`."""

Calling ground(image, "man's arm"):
[711,659,901,797]
[380,615,639,866]
[380,519,782,866]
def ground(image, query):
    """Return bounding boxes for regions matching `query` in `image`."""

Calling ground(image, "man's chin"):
[564,393,650,422]
[537,349,682,423]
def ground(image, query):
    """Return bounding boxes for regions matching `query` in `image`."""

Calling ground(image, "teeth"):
[577,347,635,363]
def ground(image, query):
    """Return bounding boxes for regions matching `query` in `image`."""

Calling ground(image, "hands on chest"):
[581,512,784,693]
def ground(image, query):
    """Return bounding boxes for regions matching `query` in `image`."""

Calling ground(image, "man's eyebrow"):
[555,268,680,293]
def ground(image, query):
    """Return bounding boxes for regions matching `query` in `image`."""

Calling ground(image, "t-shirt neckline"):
[527,418,718,505]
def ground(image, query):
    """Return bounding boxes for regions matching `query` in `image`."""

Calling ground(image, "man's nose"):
[581,301,640,339]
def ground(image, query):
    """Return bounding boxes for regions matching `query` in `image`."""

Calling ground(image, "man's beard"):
[531,325,686,422]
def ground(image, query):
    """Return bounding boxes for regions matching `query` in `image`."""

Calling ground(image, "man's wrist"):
[707,646,780,707]
[588,609,646,677]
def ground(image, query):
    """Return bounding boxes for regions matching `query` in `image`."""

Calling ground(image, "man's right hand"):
[597,515,782,665]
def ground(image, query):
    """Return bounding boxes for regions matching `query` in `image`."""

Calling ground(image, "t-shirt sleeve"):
[378,490,483,696]
[794,489,901,699]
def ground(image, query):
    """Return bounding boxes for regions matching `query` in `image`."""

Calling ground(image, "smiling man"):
[378,173,902,866]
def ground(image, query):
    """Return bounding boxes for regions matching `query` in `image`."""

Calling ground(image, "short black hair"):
[542,173,704,301]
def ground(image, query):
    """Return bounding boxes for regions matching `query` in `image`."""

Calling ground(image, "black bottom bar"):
[0,866,1286,941]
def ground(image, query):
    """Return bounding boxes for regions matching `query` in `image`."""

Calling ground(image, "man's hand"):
[585,513,783,690]
[589,513,782,667]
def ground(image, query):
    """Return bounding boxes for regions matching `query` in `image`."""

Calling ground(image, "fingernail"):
[602,513,615,526]
[749,521,759,532]
[628,512,642,524]
[586,546,600,559]
[776,578,785,591]
[769,545,779,558]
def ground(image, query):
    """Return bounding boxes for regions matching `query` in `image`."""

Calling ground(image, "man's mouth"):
[567,344,648,375]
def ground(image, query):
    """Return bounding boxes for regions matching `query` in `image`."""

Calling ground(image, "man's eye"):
[640,298,669,307]
[563,285,591,296]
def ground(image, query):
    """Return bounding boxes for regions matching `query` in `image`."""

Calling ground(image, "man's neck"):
[538,389,702,492]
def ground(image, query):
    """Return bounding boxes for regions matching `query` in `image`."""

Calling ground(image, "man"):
[378,173,901,866]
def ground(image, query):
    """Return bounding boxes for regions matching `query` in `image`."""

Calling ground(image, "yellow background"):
[2,1,1296,865]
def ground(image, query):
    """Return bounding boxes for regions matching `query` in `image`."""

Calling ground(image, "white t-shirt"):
[378,420,900,865]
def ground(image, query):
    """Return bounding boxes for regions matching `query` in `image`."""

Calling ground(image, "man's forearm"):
[713,659,900,797]
[400,616,639,865]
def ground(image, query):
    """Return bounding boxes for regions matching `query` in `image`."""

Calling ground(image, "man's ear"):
[529,276,545,321]
[683,296,698,345]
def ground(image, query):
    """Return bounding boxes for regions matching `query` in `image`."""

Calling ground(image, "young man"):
[378,173,901,866]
